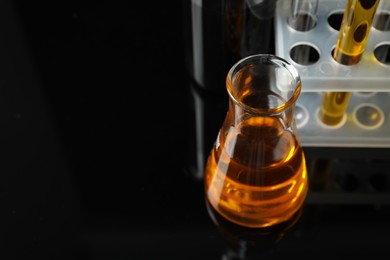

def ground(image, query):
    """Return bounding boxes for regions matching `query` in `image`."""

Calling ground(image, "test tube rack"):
[275,0,390,148]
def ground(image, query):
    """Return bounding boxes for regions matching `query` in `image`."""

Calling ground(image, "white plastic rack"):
[275,0,390,148]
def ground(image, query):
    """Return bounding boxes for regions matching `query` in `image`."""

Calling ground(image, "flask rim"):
[226,54,302,114]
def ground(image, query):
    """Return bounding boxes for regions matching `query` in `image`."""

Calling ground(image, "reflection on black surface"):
[206,199,304,259]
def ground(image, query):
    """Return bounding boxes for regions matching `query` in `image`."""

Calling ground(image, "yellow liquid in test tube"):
[318,0,381,126]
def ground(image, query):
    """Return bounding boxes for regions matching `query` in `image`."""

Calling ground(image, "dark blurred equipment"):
[182,0,276,93]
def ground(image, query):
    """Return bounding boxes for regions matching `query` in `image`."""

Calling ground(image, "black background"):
[2,1,390,259]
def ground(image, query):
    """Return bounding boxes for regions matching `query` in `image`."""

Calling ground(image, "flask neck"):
[228,99,296,130]
[226,54,301,130]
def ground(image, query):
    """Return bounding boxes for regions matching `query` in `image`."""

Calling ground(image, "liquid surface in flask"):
[205,114,308,228]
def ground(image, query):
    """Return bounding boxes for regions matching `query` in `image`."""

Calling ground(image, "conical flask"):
[204,54,308,228]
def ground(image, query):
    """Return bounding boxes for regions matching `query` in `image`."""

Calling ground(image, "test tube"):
[318,0,381,126]
[288,0,319,32]
[373,0,390,31]
[288,0,319,65]
[373,0,390,64]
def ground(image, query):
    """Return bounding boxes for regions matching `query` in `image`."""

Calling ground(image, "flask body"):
[204,54,308,228]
